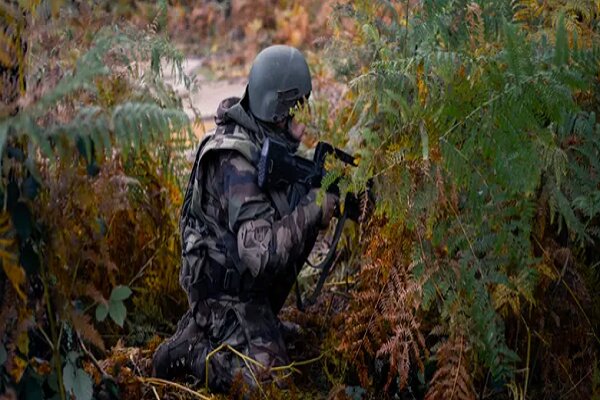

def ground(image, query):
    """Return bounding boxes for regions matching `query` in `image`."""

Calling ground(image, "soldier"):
[152,45,338,391]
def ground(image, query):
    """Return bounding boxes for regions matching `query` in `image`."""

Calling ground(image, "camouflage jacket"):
[179,97,321,313]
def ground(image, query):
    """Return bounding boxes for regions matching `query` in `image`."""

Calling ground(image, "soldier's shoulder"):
[199,124,260,165]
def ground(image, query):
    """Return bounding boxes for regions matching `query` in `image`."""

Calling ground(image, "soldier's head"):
[246,45,312,142]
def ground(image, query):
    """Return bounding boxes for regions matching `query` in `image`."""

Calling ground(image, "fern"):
[376,265,427,390]
[0,3,193,396]
[425,336,477,400]
[329,0,600,396]
[0,25,191,179]
[554,13,570,66]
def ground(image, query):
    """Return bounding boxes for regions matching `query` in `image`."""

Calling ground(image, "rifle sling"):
[295,209,348,310]
[269,188,292,217]
[308,211,347,304]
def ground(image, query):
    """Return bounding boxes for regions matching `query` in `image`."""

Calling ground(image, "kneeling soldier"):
[152,45,338,391]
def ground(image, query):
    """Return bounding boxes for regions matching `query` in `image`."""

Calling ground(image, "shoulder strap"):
[180,124,260,235]
[268,189,291,217]
[179,135,211,238]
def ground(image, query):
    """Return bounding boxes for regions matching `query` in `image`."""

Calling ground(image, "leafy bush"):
[0,1,193,398]
[322,1,600,398]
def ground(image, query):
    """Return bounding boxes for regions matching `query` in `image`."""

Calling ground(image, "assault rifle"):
[257,138,364,220]
[257,138,372,309]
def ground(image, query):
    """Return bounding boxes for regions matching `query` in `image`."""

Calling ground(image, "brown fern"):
[376,264,427,389]
[336,220,390,386]
[337,219,428,389]
[466,3,484,51]
[425,336,476,400]
[70,310,106,352]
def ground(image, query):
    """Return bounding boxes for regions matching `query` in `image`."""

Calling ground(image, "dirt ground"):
[164,57,247,137]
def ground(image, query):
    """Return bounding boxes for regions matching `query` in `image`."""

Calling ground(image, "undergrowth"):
[2,1,600,400]
[313,1,600,399]
[0,1,194,399]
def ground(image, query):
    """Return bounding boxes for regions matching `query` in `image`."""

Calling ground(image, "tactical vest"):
[179,123,265,305]
[181,124,261,235]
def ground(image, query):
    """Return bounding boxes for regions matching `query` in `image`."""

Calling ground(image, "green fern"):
[330,0,600,393]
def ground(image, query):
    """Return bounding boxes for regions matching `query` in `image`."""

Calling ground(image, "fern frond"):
[70,311,105,352]
[554,13,570,66]
[425,337,476,400]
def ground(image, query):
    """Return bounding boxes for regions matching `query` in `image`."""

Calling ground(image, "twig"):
[204,343,325,397]
[320,295,336,333]
[236,349,266,399]
[324,278,355,286]
[37,327,55,351]
[449,336,464,400]
[559,369,592,399]
[129,353,145,378]
[77,333,107,376]
[207,343,267,398]
[129,241,161,287]
[138,377,213,400]
[271,353,325,372]
[518,315,532,400]
[555,355,576,388]
[42,261,66,400]
[550,250,570,297]
[204,343,264,392]
[151,385,161,400]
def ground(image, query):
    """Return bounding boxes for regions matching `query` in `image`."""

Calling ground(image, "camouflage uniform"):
[153,96,322,391]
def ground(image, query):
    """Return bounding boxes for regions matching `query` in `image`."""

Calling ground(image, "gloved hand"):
[345,180,376,223]
[319,192,339,228]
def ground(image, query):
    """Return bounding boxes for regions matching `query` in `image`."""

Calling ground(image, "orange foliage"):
[336,218,427,390]
[425,336,476,400]
[167,0,336,70]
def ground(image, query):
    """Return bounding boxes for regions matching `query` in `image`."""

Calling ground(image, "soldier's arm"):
[221,152,323,278]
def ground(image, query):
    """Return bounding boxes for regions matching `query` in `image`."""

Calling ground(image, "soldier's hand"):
[319,192,339,228]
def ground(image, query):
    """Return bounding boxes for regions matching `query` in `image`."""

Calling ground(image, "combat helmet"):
[247,45,312,124]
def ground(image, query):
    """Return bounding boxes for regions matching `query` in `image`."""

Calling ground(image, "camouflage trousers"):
[189,296,290,392]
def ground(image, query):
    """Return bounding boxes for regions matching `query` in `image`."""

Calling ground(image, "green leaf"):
[23,373,43,400]
[110,285,132,301]
[48,371,59,392]
[362,23,379,43]
[109,300,127,327]
[63,363,93,400]
[73,368,93,400]
[0,343,6,365]
[63,362,75,395]
[67,351,79,364]
[95,303,108,322]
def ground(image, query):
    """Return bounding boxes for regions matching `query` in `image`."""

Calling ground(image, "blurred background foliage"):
[317,1,600,399]
[1,0,600,399]
[1,1,193,398]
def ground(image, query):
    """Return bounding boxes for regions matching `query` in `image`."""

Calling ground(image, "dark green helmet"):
[247,45,312,124]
